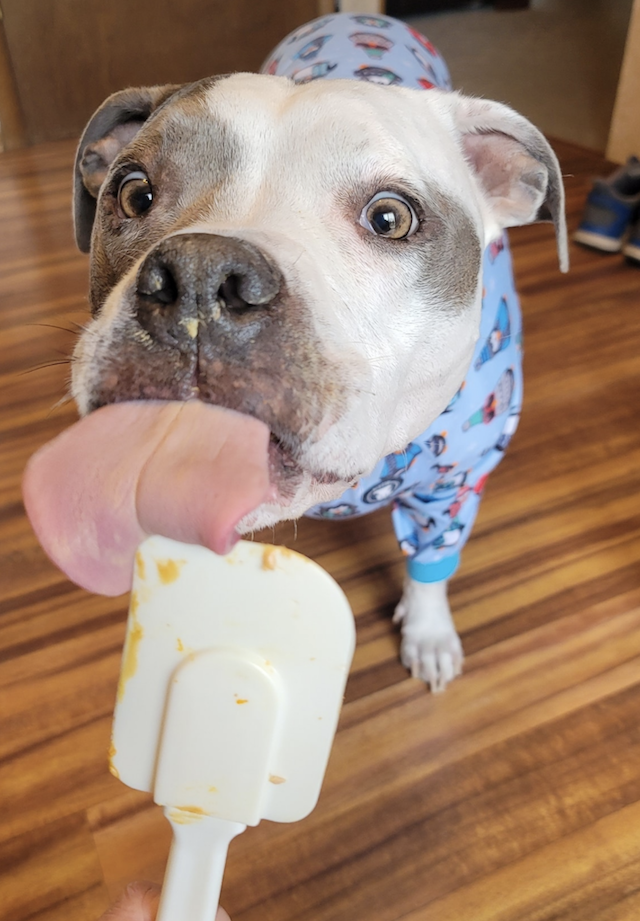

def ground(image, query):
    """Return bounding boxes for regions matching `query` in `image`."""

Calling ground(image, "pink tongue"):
[22,401,271,596]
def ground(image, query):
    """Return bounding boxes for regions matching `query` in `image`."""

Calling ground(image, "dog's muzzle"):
[134,233,282,347]
[77,230,347,494]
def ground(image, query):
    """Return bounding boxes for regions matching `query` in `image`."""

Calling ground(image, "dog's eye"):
[360,192,418,239]
[118,171,153,218]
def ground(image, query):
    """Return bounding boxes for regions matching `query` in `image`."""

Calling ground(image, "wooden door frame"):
[607,0,640,163]
[0,6,27,150]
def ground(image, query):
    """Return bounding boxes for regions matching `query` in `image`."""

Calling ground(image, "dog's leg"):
[393,575,463,692]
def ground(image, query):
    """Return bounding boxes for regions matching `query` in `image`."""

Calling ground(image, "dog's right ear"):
[74,85,182,253]
[429,91,569,272]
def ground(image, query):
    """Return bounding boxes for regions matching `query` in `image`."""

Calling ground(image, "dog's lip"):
[268,431,298,468]
[266,429,345,494]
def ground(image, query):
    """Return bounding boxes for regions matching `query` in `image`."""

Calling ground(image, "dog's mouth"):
[267,432,301,499]
[266,428,345,504]
[76,283,352,507]
[84,374,348,504]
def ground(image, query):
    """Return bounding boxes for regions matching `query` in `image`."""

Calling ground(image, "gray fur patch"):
[88,80,243,313]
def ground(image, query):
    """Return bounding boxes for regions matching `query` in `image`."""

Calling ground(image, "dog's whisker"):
[354,387,377,397]
[21,359,73,375]
[45,391,75,419]
[53,348,76,361]
[27,322,80,336]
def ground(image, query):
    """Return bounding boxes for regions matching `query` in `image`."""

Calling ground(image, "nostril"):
[218,274,252,313]
[137,261,179,307]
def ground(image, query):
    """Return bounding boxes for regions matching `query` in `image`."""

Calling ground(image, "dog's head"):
[71,74,566,529]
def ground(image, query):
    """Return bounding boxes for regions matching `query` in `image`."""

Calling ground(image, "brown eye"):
[360,192,418,239]
[118,171,153,218]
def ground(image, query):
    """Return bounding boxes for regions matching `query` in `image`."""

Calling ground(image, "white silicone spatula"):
[110,535,355,921]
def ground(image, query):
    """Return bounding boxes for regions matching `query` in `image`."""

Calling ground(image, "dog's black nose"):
[135,233,282,346]
[137,261,179,307]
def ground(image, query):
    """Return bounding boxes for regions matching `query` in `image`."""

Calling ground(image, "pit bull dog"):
[71,13,567,691]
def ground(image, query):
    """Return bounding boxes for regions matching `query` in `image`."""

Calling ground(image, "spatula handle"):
[157,810,246,921]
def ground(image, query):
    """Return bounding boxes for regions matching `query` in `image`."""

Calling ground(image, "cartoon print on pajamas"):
[488,236,505,262]
[294,36,332,61]
[405,24,439,57]
[463,368,515,431]
[361,441,422,504]
[351,15,392,28]
[431,469,467,501]
[263,13,523,585]
[264,58,280,75]
[287,18,333,44]
[425,433,447,456]
[433,518,465,549]
[380,442,422,477]
[292,61,338,84]
[355,65,402,85]
[316,503,358,519]
[447,474,488,519]
[494,412,520,452]
[394,505,436,558]
[475,297,511,370]
[363,477,404,504]
[350,32,394,58]
[406,46,438,83]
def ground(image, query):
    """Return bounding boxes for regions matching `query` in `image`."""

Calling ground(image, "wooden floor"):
[1,136,640,921]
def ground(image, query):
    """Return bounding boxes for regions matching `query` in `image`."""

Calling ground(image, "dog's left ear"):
[442,93,568,272]
[73,85,182,253]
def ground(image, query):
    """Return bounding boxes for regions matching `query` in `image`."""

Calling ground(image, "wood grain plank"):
[0,812,109,920]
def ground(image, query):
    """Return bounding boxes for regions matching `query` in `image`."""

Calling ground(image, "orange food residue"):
[108,742,120,779]
[168,807,206,824]
[261,545,297,570]
[156,558,186,584]
[135,551,146,582]
[269,775,286,785]
[261,547,278,570]
[117,598,144,702]
[236,699,248,705]
[176,638,184,653]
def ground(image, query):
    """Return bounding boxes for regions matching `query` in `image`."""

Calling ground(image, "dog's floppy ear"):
[74,85,182,253]
[442,93,568,272]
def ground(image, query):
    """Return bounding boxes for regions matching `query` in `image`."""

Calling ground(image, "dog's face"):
[72,74,566,529]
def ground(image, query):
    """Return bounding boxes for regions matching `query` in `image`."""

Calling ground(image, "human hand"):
[98,881,231,921]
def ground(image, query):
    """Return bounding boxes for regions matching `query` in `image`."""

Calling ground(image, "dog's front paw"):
[393,577,463,692]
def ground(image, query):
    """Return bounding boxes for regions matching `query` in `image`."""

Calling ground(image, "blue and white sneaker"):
[622,218,640,264]
[573,156,640,253]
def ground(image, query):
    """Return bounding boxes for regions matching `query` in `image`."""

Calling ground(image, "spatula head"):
[110,537,355,826]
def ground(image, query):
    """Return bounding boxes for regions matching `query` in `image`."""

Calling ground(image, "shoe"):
[573,156,640,253]
[623,218,640,264]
